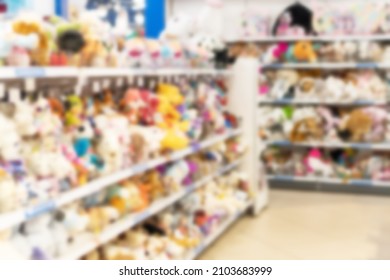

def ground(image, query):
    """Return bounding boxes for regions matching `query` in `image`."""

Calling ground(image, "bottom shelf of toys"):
[262,146,390,189]
[80,168,252,260]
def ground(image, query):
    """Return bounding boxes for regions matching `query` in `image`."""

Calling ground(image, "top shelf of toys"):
[231,2,390,42]
[0,8,230,72]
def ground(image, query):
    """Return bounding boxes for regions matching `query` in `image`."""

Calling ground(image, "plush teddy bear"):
[270,70,299,100]
[289,108,323,142]
[338,108,373,142]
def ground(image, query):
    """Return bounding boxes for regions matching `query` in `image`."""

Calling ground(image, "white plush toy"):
[160,14,195,40]
[13,100,38,137]
[0,172,18,213]
[0,230,26,260]
[15,214,56,260]
[195,0,224,40]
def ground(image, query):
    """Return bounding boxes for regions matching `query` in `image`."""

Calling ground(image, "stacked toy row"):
[83,171,250,260]
[0,11,223,69]
[262,147,390,182]
[0,78,239,214]
[240,2,390,38]
[258,106,390,143]
[259,70,389,102]
[0,138,246,260]
[261,41,390,64]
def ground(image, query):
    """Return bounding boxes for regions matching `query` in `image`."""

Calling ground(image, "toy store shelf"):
[258,99,388,106]
[0,129,242,232]
[267,175,390,188]
[262,62,390,70]
[264,140,390,150]
[0,67,79,79]
[0,67,231,79]
[58,160,242,260]
[186,201,252,260]
[227,35,390,43]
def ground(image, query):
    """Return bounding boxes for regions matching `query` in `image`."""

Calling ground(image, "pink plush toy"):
[304,148,333,177]
[363,107,388,142]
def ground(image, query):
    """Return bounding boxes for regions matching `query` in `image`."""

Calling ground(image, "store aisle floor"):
[200,189,390,260]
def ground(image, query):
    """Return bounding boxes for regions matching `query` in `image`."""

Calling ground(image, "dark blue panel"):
[145,0,165,38]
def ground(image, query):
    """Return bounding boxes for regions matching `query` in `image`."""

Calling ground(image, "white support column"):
[228,57,269,215]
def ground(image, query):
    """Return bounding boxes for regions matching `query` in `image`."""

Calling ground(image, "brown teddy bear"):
[338,108,372,142]
[290,117,323,142]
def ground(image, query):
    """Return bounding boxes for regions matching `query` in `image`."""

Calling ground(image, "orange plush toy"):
[293,41,317,62]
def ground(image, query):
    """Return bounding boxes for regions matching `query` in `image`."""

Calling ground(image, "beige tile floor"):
[199,189,390,260]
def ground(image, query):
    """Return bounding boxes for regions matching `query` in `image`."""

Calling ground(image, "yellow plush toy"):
[157,83,190,151]
[12,20,50,66]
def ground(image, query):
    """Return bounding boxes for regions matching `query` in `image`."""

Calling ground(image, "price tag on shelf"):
[102,79,110,89]
[132,163,148,174]
[15,67,45,78]
[116,77,124,87]
[8,88,21,103]
[137,77,144,88]
[133,209,152,225]
[350,180,373,187]
[0,83,5,99]
[25,200,56,219]
[92,81,101,93]
[24,78,36,92]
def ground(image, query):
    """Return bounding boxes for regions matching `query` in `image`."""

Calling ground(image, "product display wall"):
[0,0,262,260]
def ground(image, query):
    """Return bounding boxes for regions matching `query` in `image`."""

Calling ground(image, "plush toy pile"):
[259,70,389,102]
[259,41,390,64]
[0,136,246,260]
[262,147,390,182]
[0,9,228,69]
[258,106,390,143]
[82,170,250,260]
[238,2,390,38]
[0,77,239,214]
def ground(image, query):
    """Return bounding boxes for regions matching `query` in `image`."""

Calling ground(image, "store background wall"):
[166,0,383,39]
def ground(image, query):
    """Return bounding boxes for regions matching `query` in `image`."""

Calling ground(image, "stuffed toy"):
[338,108,373,142]
[311,3,334,36]
[294,77,319,101]
[270,70,299,100]
[159,14,194,41]
[0,169,19,213]
[291,41,317,63]
[272,2,314,36]
[12,16,50,66]
[145,39,162,68]
[163,160,190,192]
[156,83,189,151]
[125,36,147,68]
[87,206,120,233]
[304,149,334,177]
[64,95,84,128]
[379,4,390,34]
[262,43,288,64]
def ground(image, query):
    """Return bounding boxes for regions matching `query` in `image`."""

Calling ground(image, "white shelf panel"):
[0,129,242,231]
[59,160,242,260]
[258,99,388,106]
[265,140,390,150]
[227,35,390,43]
[262,63,390,69]
[0,67,231,79]
[267,175,390,188]
[186,201,252,260]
